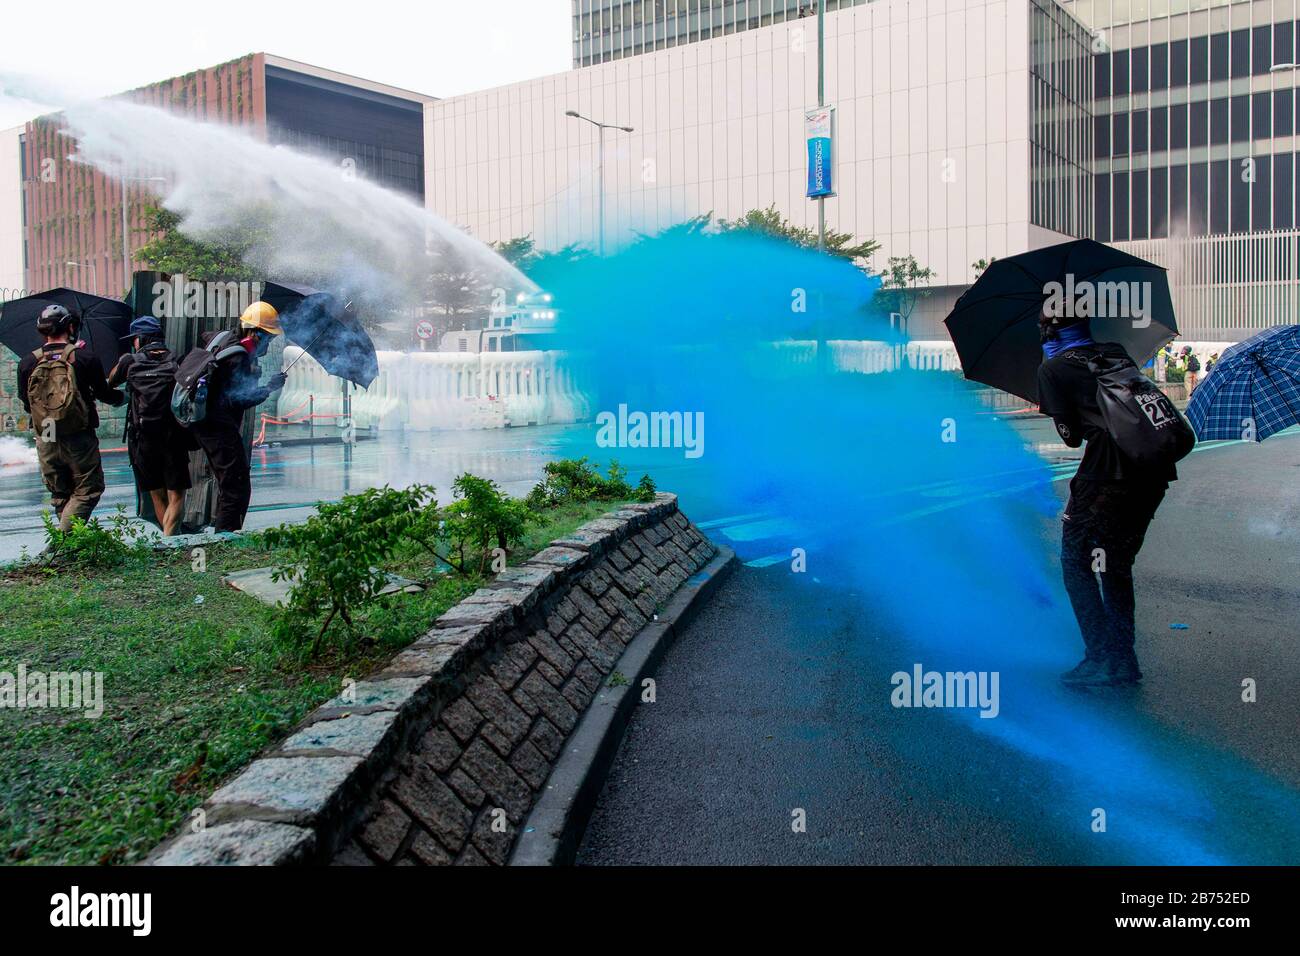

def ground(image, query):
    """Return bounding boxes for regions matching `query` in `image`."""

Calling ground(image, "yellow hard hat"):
[240,301,282,335]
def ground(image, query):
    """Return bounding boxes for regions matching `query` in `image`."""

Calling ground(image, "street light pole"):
[817,1,826,253]
[120,176,166,295]
[65,260,97,295]
[565,110,634,256]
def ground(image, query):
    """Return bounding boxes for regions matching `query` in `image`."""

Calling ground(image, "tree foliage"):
[133,205,264,281]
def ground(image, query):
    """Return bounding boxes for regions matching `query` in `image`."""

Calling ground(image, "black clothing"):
[130,430,193,493]
[1060,477,1166,661]
[17,341,124,430]
[193,426,251,531]
[199,333,272,430]
[1037,342,1178,483]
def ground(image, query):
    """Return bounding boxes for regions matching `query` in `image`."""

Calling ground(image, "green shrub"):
[439,474,533,575]
[526,457,657,509]
[263,485,435,656]
[40,507,143,569]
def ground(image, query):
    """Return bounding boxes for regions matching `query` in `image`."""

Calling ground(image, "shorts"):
[130,428,193,492]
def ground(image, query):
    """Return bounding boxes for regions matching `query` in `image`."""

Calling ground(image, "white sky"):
[0,0,572,129]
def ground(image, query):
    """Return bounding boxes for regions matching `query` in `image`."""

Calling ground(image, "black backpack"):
[1078,351,1196,468]
[126,345,179,431]
[1185,353,1201,372]
[172,331,246,426]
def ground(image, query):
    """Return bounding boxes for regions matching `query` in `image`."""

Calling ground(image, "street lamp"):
[65,260,97,295]
[120,176,166,293]
[565,109,634,256]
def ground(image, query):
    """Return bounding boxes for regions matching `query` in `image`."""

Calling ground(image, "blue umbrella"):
[1185,325,1300,442]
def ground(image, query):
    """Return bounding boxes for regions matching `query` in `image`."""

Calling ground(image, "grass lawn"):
[0,498,626,865]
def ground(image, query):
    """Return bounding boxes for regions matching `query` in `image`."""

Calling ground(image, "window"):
[1252,25,1272,77]
[1252,155,1272,231]
[1152,166,1169,238]
[1132,46,1149,93]
[1190,35,1208,84]
[1094,53,1110,98]
[1211,32,1230,82]
[1151,105,1168,152]
[1132,109,1148,154]
[1229,95,1249,143]
[1253,93,1272,140]
[1230,159,1250,232]
[1275,154,1294,229]
[1113,50,1130,96]
[1171,164,1189,230]
[1190,100,1209,147]
[1112,172,1130,241]
[1170,102,1188,148]
[1171,38,1189,87]
[1211,159,1230,233]
[1277,88,1295,137]
[1113,113,1130,155]
[1095,174,1111,241]
[1190,162,1209,235]
[1095,114,1111,158]
[1230,28,1250,80]
[1151,42,1169,91]
[1275,19,1295,69]
[1132,169,1149,239]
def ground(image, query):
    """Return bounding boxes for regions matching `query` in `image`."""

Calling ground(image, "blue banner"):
[805,107,834,198]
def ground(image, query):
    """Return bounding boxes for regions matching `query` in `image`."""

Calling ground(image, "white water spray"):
[58,99,534,311]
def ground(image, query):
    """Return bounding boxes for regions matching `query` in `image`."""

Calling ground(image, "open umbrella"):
[0,288,134,370]
[944,239,1178,403]
[259,281,377,388]
[1184,325,1300,442]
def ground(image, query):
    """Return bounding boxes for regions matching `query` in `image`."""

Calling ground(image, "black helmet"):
[36,304,75,336]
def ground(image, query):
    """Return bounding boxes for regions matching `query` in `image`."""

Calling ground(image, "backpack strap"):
[59,343,77,362]
[30,348,43,360]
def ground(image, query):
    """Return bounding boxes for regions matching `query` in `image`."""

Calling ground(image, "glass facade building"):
[1061,0,1300,336]
[573,0,876,66]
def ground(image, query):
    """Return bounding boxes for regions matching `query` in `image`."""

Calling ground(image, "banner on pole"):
[805,106,835,199]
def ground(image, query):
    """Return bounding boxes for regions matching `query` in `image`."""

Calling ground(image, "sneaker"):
[1107,652,1143,685]
[1060,657,1109,686]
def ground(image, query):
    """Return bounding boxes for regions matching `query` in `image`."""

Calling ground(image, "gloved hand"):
[267,372,287,391]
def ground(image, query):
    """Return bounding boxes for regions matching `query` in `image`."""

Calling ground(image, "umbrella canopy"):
[1184,325,1300,442]
[0,288,134,371]
[944,239,1178,403]
[259,281,377,388]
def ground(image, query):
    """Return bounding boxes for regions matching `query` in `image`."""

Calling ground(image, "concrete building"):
[0,126,23,302]
[573,0,874,66]
[431,0,1091,338]
[435,0,1300,344]
[18,54,434,297]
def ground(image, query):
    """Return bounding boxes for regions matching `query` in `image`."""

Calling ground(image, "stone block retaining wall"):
[149,493,715,866]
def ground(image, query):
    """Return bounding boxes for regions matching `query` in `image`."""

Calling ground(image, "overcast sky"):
[0,0,572,129]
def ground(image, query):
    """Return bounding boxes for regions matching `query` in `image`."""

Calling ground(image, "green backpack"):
[27,344,91,435]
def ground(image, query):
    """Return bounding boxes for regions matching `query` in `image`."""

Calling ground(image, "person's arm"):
[1036,363,1084,449]
[106,352,133,388]
[79,350,126,406]
[17,356,33,414]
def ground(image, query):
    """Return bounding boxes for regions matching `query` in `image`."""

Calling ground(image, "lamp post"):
[120,176,166,294]
[65,260,97,295]
[564,110,634,256]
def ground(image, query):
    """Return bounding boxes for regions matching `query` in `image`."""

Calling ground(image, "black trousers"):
[1060,478,1167,661]
[194,425,251,532]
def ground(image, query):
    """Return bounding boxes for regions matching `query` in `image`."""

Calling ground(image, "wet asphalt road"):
[577,430,1300,865]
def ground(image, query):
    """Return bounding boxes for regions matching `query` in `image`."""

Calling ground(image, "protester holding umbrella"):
[188,302,287,532]
[1185,325,1300,443]
[15,304,125,531]
[946,238,1194,688]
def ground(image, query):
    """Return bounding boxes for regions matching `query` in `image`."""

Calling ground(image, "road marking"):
[744,553,790,568]
[696,512,772,530]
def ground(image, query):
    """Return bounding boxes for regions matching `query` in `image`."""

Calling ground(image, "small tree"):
[877,254,937,329]
[717,205,880,273]
[439,474,533,575]
[972,257,998,281]
[133,205,265,282]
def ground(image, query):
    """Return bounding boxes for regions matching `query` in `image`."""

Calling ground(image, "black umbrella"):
[259,281,377,388]
[0,288,134,371]
[944,239,1178,403]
